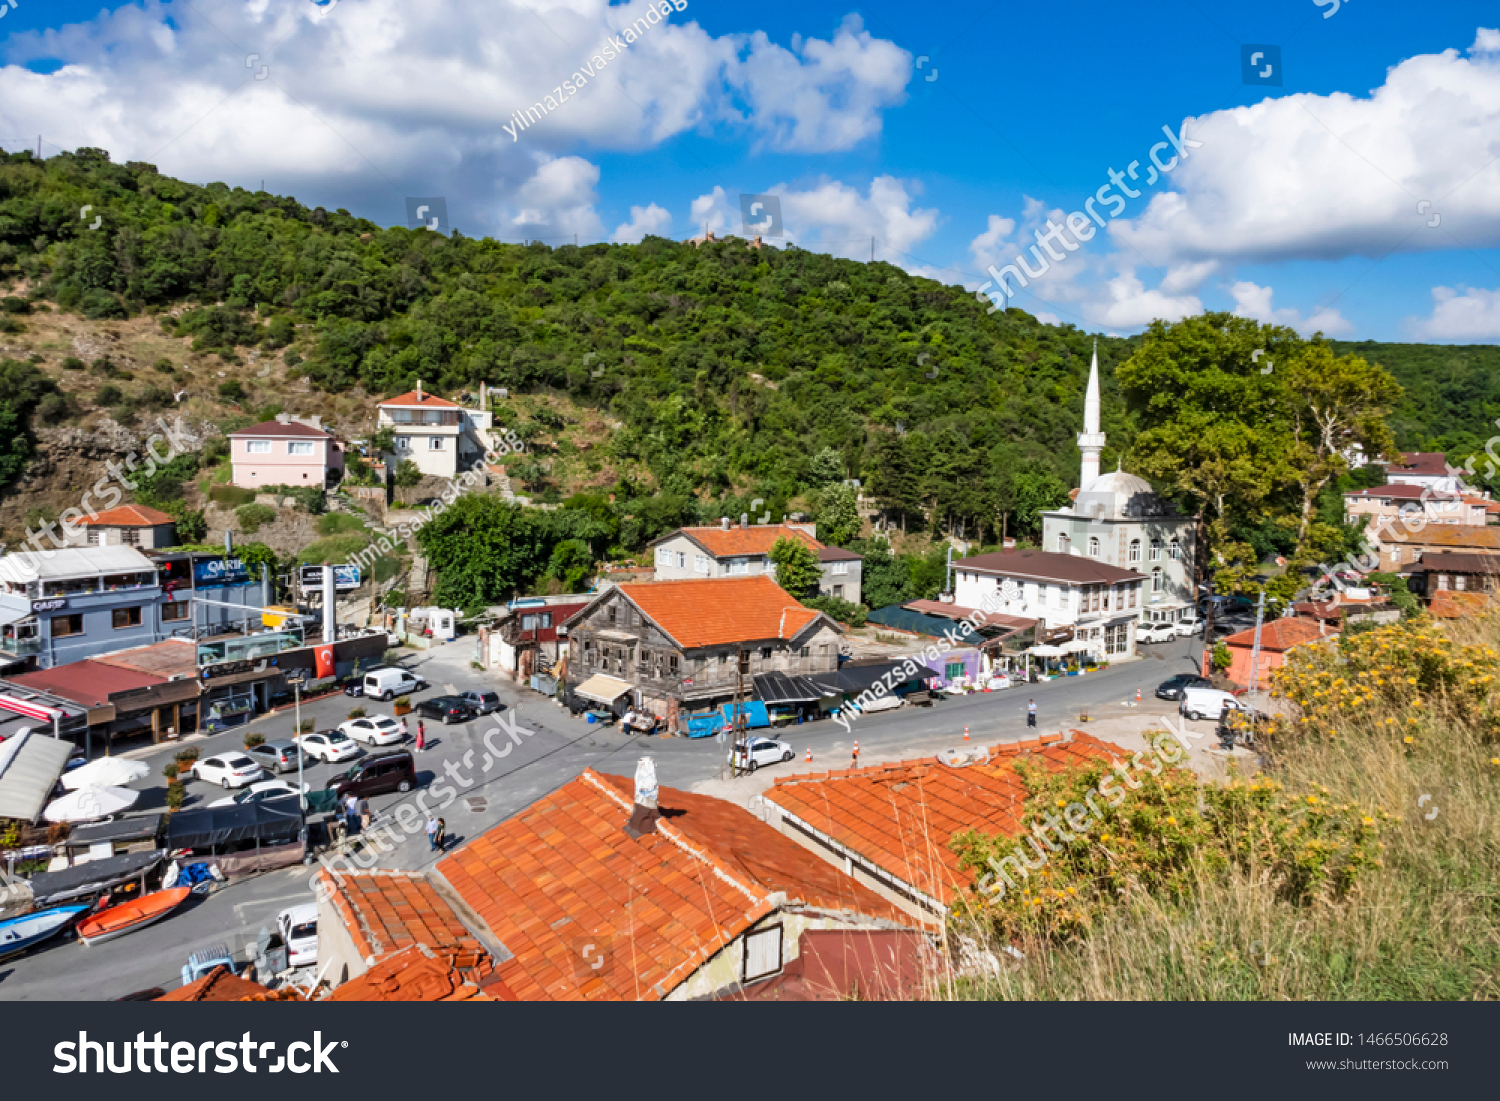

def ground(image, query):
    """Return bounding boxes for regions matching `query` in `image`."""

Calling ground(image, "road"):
[0,634,1206,1000]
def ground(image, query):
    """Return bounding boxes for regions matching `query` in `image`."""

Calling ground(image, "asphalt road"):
[0,634,1206,1000]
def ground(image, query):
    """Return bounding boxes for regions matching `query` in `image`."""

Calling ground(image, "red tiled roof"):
[763,732,1128,908]
[378,390,460,409]
[84,505,175,527]
[955,549,1146,585]
[437,768,909,1002]
[1385,452,1452,477]
[669,525,823,557]
[9,659,165,707]
[1378,525,1500,551]
[614,575,823,649]
[320,870,484,965]
[1429,589,1490,618]
[1222,617,1333,651]
[1414,553,1500,574]
[721,928,931,1001]
[157,966,273,1002]
[229,419,333,439]
[816,546,862,562]
[325,944,498,1002]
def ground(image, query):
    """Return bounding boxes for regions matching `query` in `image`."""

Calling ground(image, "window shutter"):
[742,925,783,983]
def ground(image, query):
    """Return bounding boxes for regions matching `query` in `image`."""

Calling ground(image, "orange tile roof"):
[437,768,910,1001]
[1222,617,1333,651]
[85,504,175,527]
[1381,525,1500,551]
[1429,589,1490,618]
[672,524,823,557]
[378,389,460,409]
[616,575,823,648]
[763,732,1128,908]
[319,869,484,965]
[325,944,497,1002]
[157,966,274,1002]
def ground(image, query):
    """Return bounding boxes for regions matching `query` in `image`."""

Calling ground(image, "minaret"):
[1077,341,1106,490]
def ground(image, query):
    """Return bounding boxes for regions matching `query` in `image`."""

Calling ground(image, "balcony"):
[1,636,41,656]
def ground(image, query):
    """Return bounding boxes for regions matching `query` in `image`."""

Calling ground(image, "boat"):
[0,905,90,961]
[76,887,192,946]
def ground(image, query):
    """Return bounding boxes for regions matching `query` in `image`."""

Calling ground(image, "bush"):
[218,379,247,403]
[243,731,265,750]
[235,503,277,533]
[297,717,315,733]
[162,761,179,781]
[174,746,200,764]
[394,695,411,709]
[61,356,85,370]
[802,593,868,627]
[152,357,177,375]
[317,511,368,537]
[174,510,208,544]
[165,781,187,811]
[95,383,125,406]
[210,485,256,507]
[348,706,366,719]
[395,459,423,488]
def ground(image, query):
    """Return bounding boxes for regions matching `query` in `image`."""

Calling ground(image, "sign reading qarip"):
[194,556,252,589]
[299,564,361,592]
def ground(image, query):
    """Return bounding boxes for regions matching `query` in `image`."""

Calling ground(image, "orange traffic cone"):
[1136,687,1142,703]
[964,725,970,741]
[852,739,860,764]
[805,746,812,763]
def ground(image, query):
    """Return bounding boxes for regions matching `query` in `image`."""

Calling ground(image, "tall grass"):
[951,614,1500,1000]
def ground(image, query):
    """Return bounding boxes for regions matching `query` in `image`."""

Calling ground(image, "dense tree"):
[815,483,861,547]
[768,536,823,597]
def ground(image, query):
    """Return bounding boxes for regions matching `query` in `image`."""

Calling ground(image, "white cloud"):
[1093,268,1203,329]
[0,0,910,233]
[1112,29,1500,264]
[968,214,1017,274]
[1409,285,1500,339]
[1230,280,1353,336]
[612,201,672,242]
[504,156,604,239]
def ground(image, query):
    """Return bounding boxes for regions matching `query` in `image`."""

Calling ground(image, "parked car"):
[209,780,309,808]
[189,753,265,789]
[1138,622,1178,645]
[460,690,503,715]
[247,739,307,775]
[1174,616,1204,637]
[340,715,405,746]
[363,667,428,702]
[296,729,361,763]
[328,750,417,799]
[730,736,795,771]
[277,904,318,969]
[416,696,478,725]
[1156,673,1213,701]
[1179,687,1245,721]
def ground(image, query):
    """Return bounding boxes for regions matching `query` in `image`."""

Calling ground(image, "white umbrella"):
[61,757,150,791]
[43,785,140,824]
[1027,644,1066,657]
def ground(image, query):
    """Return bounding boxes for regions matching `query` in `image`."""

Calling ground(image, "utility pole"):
[1246,589,1267,722]
[294,681,304,801]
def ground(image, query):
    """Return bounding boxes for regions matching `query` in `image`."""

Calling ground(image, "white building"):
[376,383,492,480]
[1039,345,1198,628]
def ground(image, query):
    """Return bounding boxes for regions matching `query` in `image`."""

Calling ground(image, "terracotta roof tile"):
[1429,589,1490,618]
[157,966,274,1002]
[325,944,494,1002]
[9,658,165,706]
[614,575,824,649]
[762,732,1129,908]
[1222,617,1334,651]
[670,524,823,557]
[378,389,460,409]
[955,549,1146,585]
[436,768,909,1001]
[319,869,483,964]
[84,505,176,527]
[1380,524,1500,551]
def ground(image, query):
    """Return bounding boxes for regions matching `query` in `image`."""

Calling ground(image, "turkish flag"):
[315,646,336,679]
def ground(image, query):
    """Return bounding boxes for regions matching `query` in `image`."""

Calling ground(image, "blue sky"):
[3,0,1499,341]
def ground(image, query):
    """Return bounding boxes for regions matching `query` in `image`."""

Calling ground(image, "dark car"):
[247,739,307,774]
[460,690,503,715]
[1156,673,1213,701]
[327,750,417,799]
[416,695,478,724]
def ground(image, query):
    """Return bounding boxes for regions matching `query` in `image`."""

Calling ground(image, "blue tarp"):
[866,606,983,643]
[685,700,772,739]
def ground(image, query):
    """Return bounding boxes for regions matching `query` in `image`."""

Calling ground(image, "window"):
[1105,623,1129,655]
[945,661,964,680]
[760,647,772,660]
[120,528,140,546]
[742,925,783,983]
[668,654,679,674]
[428,437,444,450]
[695,554,711,575]
[1088,536,1100,557]
[832,585,844,598]
[395,436,410,450]
[1057,533,1070,553]
[607,605,617,625]
[1152,568,1164,593]
[245,439,271,454]
[728,557,748,575]
[676,552,686,569]
[1169,538,1182,560]
[1456,574,1467,591]
[162,600,190,622]
[799,646,809,658]
[831,560,848,575]
[1150,539,1163,561]
[1129,539,1141,563]
[1128,585,1137,609]
[520,613,553,631]
[51,613,84,637]
[112,606,142,629]
[288,441,315,456]
[656,547,670,566]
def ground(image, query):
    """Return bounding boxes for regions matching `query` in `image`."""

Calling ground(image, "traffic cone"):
[1136,687,1142,703]
[964,725,970,741]
[852,739,859,764]
[805,746,812,763]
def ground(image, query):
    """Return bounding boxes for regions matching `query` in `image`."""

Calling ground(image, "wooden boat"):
[76,887,191,946]
[0,905,90,961]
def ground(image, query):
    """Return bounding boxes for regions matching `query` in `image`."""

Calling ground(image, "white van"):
[363,667,428,701]
[1179,687,1244,721]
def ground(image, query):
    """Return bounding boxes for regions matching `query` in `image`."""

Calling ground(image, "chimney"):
[275,413,291,424]
[721,516,730,531]
[417,379,423,402]
[740,513,749,529]
[625,756,660,837]
[479,383,487,412]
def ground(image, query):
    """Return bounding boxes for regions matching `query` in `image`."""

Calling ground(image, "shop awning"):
[805,660,921,697]
[166,797,304,850]
[0,693,63,722]
[0,606,31,628]
[26,850,166,906]
[1026,644,1066,657]
[0,727,74,822]
[753,671,835,705]
[573,673,633,705]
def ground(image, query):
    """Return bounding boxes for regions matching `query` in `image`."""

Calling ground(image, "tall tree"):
[815,482,862,547]
[768,536,823,597]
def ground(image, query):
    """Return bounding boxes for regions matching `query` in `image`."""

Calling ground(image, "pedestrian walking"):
[398,716,409,742]
[415,720,426,752]
[1027,699,1037,728]
[425,813,440,852]
[357,796,372,833]
[434,817,447,852]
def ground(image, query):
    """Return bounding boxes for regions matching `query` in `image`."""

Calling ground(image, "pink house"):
[229,414,345,490]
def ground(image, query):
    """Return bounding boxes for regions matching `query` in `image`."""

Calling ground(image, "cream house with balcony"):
[376,384,492,480]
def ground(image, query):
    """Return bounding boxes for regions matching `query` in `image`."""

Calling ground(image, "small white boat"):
[0,905,90,961]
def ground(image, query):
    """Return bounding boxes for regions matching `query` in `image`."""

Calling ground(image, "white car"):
[189,753,265,790]
[277,904,319,969]
[339,716,405,746]
[1138,622,1177,644]
[296,729,361,763]
[729,736,795,772]
[1174,616,1204,637]
[209,779,309,808]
